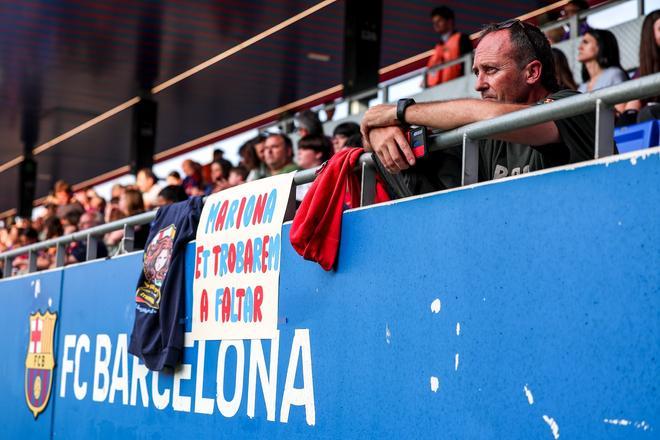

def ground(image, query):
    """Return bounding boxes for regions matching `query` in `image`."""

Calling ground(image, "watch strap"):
[396,98,416,125]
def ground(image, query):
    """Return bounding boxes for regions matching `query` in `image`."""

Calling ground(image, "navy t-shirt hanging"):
[128,197,204,371]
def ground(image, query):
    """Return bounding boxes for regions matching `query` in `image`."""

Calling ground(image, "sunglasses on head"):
[493,19,540,61]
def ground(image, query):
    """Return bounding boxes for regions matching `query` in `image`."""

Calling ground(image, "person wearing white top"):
[136,168,162,210]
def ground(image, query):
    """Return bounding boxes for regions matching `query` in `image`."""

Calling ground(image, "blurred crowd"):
[0,111,362,276]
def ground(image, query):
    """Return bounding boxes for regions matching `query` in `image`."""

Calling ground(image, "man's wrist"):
[396,98,416,125]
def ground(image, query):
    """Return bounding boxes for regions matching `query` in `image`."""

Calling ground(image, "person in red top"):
[425,6,473,88]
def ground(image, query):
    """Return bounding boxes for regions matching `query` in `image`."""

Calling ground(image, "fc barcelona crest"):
[25,311,57,418]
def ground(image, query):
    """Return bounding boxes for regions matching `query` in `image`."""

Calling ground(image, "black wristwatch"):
[396,98,416,125]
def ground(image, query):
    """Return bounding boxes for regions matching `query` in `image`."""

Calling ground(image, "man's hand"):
[360,104,399,150]
[366,126,416,174]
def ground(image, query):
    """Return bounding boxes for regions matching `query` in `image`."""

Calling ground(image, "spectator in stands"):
[213,149,233,179]
[205,161,230,194]
[42,202,58,221]
[53,180,84,219]
[263,133,299,176]
[552,48,578,90]
[297,135,333,170]
[11,228,43,274]
[41,216,63,242]
[0,225,9,253]
[166,171,183,186]
[332,122,361,153]
[68,212,108,264]
[295,110,324,137]
[361,19,596,194]
[181,159,204,196]
[295,135,333,201]
[104,196,122,224]
[4,223,21,250]
[244,134,269,181]
[228,166,248,187]
[547,0,591,43]
[202,149,232,184]
[105,188,149,252]
[39,216,64,269]
[136,168,162,210]
[425,6,473,88]
[578,29,627,105]
[157,185,188,206]
[72,190,91,212]
[88,193,106,215]
[624,10,660,120]
[60,212,81,235]
[110,183,125,200]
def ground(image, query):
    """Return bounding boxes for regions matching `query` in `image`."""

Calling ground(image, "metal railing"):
[426,72,660,185]
[0,154,376,278]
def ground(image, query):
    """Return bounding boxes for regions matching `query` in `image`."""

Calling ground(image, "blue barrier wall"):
[1,150,658,438]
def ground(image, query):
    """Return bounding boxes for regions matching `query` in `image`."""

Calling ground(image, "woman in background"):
[624,10,660,119]
[552,48,578,90]
[578,29,628,113]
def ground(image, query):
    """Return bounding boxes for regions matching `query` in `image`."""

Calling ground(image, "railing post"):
[3,257,12,277]
[463,54,472,78]
[595,99,615,159]
[28,250,37,273]
[123,225,135,253]
[569,14,579,40]
[637,0,644,16]
[55,243,67,267]
[462,133,479,186]
[360,162,376,206]
[86,235,98,261]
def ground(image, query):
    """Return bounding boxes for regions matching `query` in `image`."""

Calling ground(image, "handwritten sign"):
[191,173,295,340]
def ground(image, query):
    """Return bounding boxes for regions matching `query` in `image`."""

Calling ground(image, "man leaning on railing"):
[361,20,599,197]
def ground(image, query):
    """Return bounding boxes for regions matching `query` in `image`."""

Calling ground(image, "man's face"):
[432,15,451,34]
[263,135,291,171]
[136,171,152,192]
[472,30,531,104]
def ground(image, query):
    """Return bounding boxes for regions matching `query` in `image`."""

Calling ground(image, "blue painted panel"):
[0,270,63,439]
[51,255,142,439]
[0,151,659,438]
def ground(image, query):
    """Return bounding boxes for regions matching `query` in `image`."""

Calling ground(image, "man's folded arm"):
[401,100,561,145]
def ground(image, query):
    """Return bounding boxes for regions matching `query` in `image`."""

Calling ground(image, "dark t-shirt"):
[478,89,596,181]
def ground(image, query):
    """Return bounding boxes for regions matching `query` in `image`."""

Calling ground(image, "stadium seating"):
[614,119,660,153]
